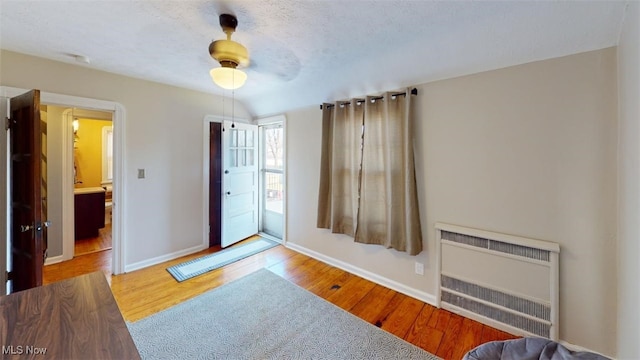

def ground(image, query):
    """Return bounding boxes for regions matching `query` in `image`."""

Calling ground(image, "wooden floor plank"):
[450,317,486,360]
[325,275,377,311]
[405,305,444,354]
[428,307,453,331]
[480,325,519,344]
[349,284,398,325]
[380,295,425,339]
[42,242,521,360]
[74,224,112,256]
[306,266,353,298]
[436,313,465,359]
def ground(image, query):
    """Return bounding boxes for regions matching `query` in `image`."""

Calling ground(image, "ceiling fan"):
[208,13,249,90]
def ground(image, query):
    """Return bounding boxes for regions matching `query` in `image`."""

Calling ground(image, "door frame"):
[59,109,113,262]
[0,97,7,293]
[257,115,287,244]
[1,86,127,275]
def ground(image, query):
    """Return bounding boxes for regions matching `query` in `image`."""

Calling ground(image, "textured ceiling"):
[0,1,628,117]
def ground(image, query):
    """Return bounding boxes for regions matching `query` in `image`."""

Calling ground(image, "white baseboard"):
[44,254,65,266]
[285,242,437,306]
[124,244,207,273]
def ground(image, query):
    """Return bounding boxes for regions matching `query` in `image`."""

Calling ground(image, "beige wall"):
[0,50,252,267]
[0,43,626,356]
[616,1,640,358]
[43,106,66,258]
[286,48,618,356]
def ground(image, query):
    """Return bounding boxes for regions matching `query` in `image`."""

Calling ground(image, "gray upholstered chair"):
[463,338,610,360]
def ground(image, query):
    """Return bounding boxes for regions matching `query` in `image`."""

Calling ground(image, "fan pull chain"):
[222,87,226,132]
[231,70,236,129]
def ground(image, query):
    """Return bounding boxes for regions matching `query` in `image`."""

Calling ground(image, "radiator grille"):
[441,275,550,321]
[441,290,550,337]
[441,231,488,248]
[441,230,550,261]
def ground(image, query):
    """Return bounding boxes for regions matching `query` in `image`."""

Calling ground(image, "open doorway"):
[41,105,114,280]
[259,122,284,239]
[70,110,113,256]
[203,115,286,250]
[1,86,125,289]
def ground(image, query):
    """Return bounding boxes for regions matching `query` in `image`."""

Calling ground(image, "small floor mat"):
[166,238,279,282]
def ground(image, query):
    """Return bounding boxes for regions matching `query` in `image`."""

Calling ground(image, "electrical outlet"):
[414,262,424,275]
[137,169,145,179]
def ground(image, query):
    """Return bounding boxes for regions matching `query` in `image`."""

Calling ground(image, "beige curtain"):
[330,102,363,236]
[317,89,422,255]
[355,92,422,255]
[317,101,363,236]
[317,104,333,229]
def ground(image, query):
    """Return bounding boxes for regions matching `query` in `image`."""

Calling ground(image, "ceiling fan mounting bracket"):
[209,13,249,68]
[219,14,238,33]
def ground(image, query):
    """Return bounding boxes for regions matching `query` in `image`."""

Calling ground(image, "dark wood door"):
[9,89,47,292]
[209,122,222,247]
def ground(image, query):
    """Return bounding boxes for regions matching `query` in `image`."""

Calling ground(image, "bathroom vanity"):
[74,187,106,240]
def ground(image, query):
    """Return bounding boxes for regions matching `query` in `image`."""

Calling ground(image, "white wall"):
[0,50,251,270]
[617,1,640,358]
[286,48,617,356]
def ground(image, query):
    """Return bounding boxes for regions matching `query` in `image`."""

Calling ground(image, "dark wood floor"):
[43,239,517,360]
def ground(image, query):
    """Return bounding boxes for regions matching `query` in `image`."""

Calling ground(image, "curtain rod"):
[320,88,418,110]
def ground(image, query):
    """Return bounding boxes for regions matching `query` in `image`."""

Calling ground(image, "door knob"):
[20,221,51,232]
[225,170,229,174]
[36,221,51,232]
[226,191,231,195]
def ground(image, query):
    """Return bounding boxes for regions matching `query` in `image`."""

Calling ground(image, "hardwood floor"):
[43,242,517,359]
[43,224,113,284]
[74,223,112,256]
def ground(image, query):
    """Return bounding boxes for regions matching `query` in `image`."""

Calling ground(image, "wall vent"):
[436,223,560,340]
[441,290,550,337]
[441,230,550,261]
[441,275,550,321]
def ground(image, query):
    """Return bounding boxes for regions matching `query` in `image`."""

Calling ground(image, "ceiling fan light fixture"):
[210,66,247,90]
[208,14,249,90]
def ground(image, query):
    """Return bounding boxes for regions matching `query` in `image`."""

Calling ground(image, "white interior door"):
[222,121,259,247]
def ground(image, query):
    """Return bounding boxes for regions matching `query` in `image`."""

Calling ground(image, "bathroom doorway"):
[42,105,115,277]
[2,85,126,281]
[71,111,113,256]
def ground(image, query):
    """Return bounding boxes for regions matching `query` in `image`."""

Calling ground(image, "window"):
[102,126,113,183]
[263,124,283,214]
[317,91,423,255]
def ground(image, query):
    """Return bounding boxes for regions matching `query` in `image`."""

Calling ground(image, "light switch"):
[137,169,145,179]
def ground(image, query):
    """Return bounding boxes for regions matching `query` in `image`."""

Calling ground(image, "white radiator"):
[435,223,560,340]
